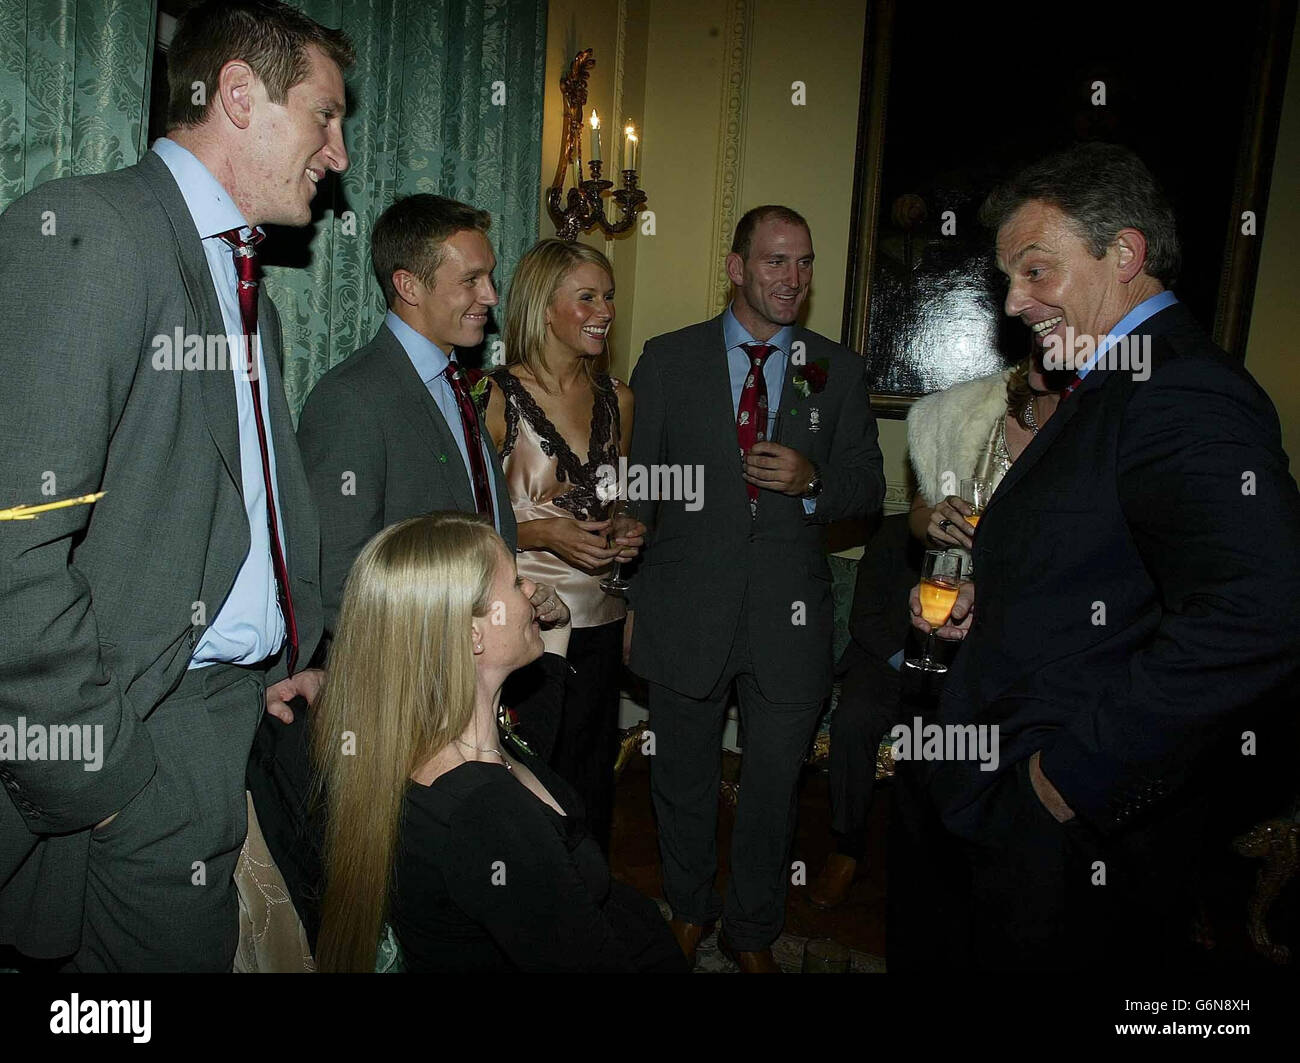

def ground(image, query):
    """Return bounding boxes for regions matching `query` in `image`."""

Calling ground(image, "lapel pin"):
[809,407,821,432]
[438,453,448,463]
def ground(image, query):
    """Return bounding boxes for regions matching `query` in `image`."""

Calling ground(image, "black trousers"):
[549,619,626,855]
[889,752,1228,972]
[827,653,902,860]
[648,609,823,952]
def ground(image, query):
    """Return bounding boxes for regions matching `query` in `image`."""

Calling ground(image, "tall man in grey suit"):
[297,194,523,649]
[0,1,350,970]
[628,206,885,971]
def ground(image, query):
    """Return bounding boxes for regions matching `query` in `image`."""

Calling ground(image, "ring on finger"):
[938,518,954,532]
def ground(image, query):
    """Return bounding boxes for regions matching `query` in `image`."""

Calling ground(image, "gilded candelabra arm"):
[547,49,648,240]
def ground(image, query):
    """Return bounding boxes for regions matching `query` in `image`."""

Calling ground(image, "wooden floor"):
[608,751,891,957]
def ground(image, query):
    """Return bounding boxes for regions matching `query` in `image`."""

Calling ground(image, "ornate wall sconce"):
[547,49,647,240]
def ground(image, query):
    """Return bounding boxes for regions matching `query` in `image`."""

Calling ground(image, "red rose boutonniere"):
[792,358,829,399]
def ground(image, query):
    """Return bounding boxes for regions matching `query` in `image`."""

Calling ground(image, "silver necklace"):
[1023,396,1040,434]
[455,737,511,771]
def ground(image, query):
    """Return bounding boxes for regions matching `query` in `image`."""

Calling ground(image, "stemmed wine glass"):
[903,549,965,676]
[599,496,638,595]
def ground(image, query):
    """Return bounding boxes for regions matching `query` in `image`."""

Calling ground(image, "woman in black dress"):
[311,512,683,972]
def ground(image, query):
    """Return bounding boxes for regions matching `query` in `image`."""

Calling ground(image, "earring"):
[474,643,483,653]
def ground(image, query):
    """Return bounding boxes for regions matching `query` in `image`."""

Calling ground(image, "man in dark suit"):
[905,143,1300,970]
[628,205,884,971]
[297,194,521,650]
[0,0,350,970]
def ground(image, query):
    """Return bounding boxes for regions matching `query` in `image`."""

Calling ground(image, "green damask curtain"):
[0,0,155,209]
[269,0,548,415]
[1,0,548,416]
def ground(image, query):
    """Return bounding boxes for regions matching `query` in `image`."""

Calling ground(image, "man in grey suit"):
[0,1,350,970]
[297,194,522,650]
[628,205,885,970]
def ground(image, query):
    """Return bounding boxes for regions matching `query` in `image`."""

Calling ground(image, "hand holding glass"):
[904,550,965,675]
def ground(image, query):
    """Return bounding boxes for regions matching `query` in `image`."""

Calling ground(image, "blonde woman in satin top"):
[484,240,642,854]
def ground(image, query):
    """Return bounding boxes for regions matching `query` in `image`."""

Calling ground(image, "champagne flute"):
[959,477,993,529]
[903,549,965,676]
[599,497,637,595]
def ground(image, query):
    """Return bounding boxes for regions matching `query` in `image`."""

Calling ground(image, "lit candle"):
[589,109,601,163]
[623,123,638,171]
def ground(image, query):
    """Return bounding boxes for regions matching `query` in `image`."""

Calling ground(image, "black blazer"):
[928,302,1300,839]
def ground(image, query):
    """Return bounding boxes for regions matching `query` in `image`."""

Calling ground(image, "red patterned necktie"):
[737,342,775,511]
[219,227,299,675]
[444,360,495,524]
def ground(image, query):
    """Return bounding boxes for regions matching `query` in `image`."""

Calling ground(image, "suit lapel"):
[984,366,1102,511]
[771,329,811,453]
[258,301,319,586]
[139,154,244,495]
[372,328,476,513]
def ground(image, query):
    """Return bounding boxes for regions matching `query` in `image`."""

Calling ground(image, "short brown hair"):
[167,0,355,130]
[731,205,810,260]
[979,143,1180,286]
[371,195,492,307]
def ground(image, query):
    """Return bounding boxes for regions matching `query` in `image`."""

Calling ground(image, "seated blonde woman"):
[312,512,684,973]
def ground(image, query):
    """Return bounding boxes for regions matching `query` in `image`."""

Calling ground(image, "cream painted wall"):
[1246,15,1300,464]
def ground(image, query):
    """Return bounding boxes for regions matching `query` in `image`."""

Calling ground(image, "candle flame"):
[589,108,599,129]
[624,122,635,136]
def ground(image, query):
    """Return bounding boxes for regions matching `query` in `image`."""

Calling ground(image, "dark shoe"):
[718,932,781,973]
[668,917,716,967]
[808,852,858,910]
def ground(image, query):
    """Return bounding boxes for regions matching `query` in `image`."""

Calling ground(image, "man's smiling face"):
[242,44,349,226]
[995,199,1127,360]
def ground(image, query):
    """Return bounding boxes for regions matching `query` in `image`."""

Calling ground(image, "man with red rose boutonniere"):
[626,205,884,972]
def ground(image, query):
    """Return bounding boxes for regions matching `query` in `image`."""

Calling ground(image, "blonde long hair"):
[312,512,501,972]
[503,238,615,393]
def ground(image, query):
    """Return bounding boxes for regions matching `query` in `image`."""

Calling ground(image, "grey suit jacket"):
[627,315,884,702]
[297,322,517,643]
[0,153,323,953]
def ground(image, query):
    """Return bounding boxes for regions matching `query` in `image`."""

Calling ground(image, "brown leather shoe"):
[807,852,858,910]
[668,917,716,967]
[718,932,781,973]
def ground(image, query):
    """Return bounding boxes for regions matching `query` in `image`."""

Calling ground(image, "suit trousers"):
[827,654,901,859]
[648,597,823,951]
[69,662,267,971]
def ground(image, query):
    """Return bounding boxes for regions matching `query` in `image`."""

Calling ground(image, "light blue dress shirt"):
[722,304,816,514]
[1074,290,1178,382]
[153,138,288,669]
[384,311,502,532]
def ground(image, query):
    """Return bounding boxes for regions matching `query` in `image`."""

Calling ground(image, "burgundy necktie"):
[219,227,299,675]
[444,360,495,524]
[737,342,775,512]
